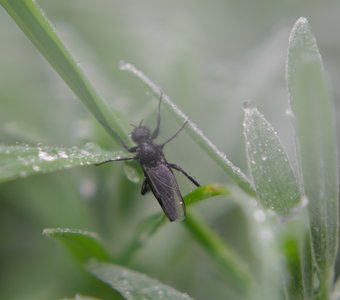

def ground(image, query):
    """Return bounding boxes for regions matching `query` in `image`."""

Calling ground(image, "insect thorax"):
[137,142,163,166]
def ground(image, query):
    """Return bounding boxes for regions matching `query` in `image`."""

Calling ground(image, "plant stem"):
[184,212,254,293]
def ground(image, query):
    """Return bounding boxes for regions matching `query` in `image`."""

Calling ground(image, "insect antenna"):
[160,119,189,147]
[152,92,163,139]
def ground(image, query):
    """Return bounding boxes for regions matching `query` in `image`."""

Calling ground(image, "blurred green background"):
[0,1,339,299]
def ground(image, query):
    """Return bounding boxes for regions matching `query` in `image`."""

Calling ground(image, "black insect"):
[97,94,200,221]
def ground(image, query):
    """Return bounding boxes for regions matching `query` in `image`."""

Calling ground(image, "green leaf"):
[280,213,313,299]
[87,260,194,300]
[0,144,129,183]
[287,17,339,285]
[184,184,230,205]
[0,0,130,146]
[43,228,111,264]
[119,62,255,196]
[243,103,301,214]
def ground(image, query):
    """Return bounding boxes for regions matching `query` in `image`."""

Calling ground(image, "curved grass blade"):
[184,183,230,205]
[119,62,255,196]
[287,17,339,290]
[44,228,193,299]
[0,0,130,146]
[0,144,129,183]
[243,103,302,214]
[43,228,110,264]
[87,260,194,300]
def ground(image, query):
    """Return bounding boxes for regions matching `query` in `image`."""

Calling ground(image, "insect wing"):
[145,164,185,221]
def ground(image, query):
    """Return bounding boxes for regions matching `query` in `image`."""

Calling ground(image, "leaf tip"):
[288,17,316,51]
[296,16,309,26]
[242,101,258,120]
[42,228,53,237]
[291,17,310,36]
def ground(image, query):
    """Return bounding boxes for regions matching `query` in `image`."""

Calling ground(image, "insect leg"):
[168,163,200,187]
[141,178,151,195]
[95,156,135,166]
[160,119,189,147]
[152,92,163,139]
[103,125,134,152]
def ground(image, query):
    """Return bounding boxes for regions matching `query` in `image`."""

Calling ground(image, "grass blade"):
[87,260,194,300]
[43,228,111,264]
[287,17,339,291]
[0,0,130,146]
[0,144,128,183]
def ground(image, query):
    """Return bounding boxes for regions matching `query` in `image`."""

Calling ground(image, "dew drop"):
[32,165,40,171]
[38,150,56,161]
[285,108,295,118]
[254,209,266,222]
[80,150,91,156]
[83,142,101,155]
[118,60,127,70]
[124,164,140,183]
[58,151,68,159]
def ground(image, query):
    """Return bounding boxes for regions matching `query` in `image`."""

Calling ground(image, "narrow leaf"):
[0,0,130,146]
[0,144,129,183]
[184,184,230,205]
[243,103,301,214]
[87,260,194,300]
[287,17,339,282]
[43,228,110,264]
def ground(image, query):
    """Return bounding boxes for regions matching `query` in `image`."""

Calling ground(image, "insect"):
[97,94,200,221]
